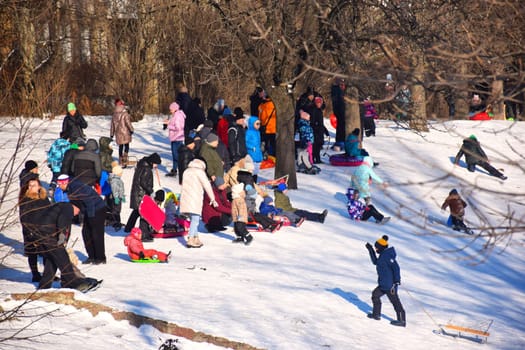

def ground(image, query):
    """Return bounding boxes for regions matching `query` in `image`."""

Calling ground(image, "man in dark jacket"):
[228,107,248,165]
[61,138,86,176]
[34,202,100,291]
[177,136,196,185]
[71,138,102,186]
[454,135,507,180]
[124,152,161,241]
[61,102,88,142]
[365,235,406,327]
[331,78,346,149]
[57,175,107,264]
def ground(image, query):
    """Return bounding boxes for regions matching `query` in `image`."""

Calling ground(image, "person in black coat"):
[365,235,406,327]
[61,138,86,176]
[331,78,347,148]
[19,160,39,187]
[454,135,507,180]
[71,138,102,186]
[178,137,196,185]
[250,87,266,117]
[57,175,107,264]
[307,97,329,164]
[33,201,99,291]
[184,97,206,137]
[124,153,162,241]
[61,102,88,142]
[228,107,248,165]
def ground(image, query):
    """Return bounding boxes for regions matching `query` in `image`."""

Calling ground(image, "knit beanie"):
[184,136,195,145]
[469,134,477,141]
[233,107,245,120]
[206,132,219,144]
[263,196,273,205]
[57,174,70,184]
[374,235,389,252]
[25,160,38,172]
[277,183,287,192]
[169,102,179,111]
[449,188,458,195]
[223,107,233,116]
[131,227,142,239]
[155,189,165,203]
[67,102,76,112]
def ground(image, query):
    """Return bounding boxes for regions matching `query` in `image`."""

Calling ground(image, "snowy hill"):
[0,116,524,350]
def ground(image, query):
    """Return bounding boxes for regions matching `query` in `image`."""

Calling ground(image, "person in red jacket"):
[202,183,232,232]
[124,228,171,262]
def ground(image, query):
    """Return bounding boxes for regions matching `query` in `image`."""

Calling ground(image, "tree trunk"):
[274,87,298,189]
[491,79,504,120]
[346,86,361,144]
[409,63,429,131]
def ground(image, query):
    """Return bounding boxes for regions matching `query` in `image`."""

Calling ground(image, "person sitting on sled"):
[124,228,171,262]
[346,188,390,224]
[440,189,472,234]
[164,192,190,233]
[259,195,305,227]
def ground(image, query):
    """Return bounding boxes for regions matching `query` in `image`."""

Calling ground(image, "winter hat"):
[131,227,142,239]
[67,102,76,112]
[169,102,179,111]
[203,119,214,128]
[277,183,287,192]
[469,134,477,141]
[374,235,389,252]
[75,137,86,147]
[206,132,219,144]
[223,107,233,116]
[449,189,458,195]
[184,136,195,145]
[352,128,360,136]
[214,176,225,187]
[263,196,274,205]
[233,107,245,120]
[146,152,162,165]
[154,189,165,203]
[112,165,123,176]
[57,174,70,184]
[245,184,256,197]
[115,98,125,106]
[25,160,38,172]
[314,96,323,104]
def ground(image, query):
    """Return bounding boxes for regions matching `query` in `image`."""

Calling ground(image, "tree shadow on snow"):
[328,287,394,321]
[448,156,491,176]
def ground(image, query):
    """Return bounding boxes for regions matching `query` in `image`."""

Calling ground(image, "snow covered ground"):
[1,115,524,350]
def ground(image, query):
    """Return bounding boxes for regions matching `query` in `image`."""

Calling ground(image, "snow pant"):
[262,133,276,157]
[39,244,82,289]
[125,208,140,232]
[451,215,467,229]
[371,286,405,322]
[118,143,130,158]
[82,207,106,262]
[335,113,346,144]
[294,209,323,222]
[363,117,376,137]
[252,212,276,229]
[142,249,169,262]
[105,194,121,226]
[170,140,183,172]
[234,222,249,238]
[468,161,504,178]
[313,140,323,163]
[361,204,384,222]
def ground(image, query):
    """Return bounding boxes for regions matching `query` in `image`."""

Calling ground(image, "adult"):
[207,98,226,130]
[180,158,217,248]
[19,160,40,187]
[110,98,134,168]
[331,78,347,149]
[308,96,328,164]
[350,156,387,204]
[18,176,49,282]
[394,84,411,119]
[258,92,277,157]
[365,235,406,327]
[217,107,233,147]
[454,135,507,180]
[124,152,162,239]
[177,136,196,185]
[186,97,206,136]
[249,87,266,117]
[228,107,248,165]
[71,138,101,187]
[56,175,107,265]
[61,138,85,176]
[61,102,88,143]
[202,183,232,232]
[165,101,186,177]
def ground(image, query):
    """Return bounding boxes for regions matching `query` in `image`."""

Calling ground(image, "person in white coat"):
[180,158,217,248]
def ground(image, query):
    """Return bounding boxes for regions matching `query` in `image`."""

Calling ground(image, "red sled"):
[259,175,288,189]
[139,195,188,237]
[329,153,364,167]
[273,215,292,227]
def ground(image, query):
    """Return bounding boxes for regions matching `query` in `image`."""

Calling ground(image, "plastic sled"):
[131,258,161,263]
[329,153,364,167]
[139,195,165,232]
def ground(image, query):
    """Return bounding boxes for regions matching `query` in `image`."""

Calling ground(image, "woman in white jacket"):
[180,158,217,248]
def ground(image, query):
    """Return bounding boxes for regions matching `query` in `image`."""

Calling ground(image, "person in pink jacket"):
[124,228,170,262]
[164,102,186,177]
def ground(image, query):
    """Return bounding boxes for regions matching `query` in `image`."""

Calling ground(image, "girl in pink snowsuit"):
[124,228,170,262]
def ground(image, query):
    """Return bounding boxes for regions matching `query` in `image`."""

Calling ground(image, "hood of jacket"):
[85,138,99,152]
[188,158,206,170]
[99,136,112,153]
[247,116,259,131]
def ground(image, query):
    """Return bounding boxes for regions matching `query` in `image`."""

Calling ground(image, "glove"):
[210,200,218,208]
[163,123,167,130]
[390,282,400,295]
[365,242,373,250]
[139,251,145,260]
[114,198,121,205]
[122,196,126,203]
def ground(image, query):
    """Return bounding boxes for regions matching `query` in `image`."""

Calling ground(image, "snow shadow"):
[328,287,371,316]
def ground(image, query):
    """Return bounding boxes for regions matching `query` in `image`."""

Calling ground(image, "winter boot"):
[390,311,406,327]
[186,237,197,248]
[367,313,380,320]
[122,152,129,168]
[194,235,203,248]
[244,233,254,246]
[232,236,244,244]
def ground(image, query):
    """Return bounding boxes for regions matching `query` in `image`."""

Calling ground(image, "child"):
[47,136,70,192]
[365,235,406,327]
[274,183,328,223]
[296,110,320,175]
[231,183,254,245]
[441,189,473,234]
[259,196,305,227]
[124,228,171,262]
[363,98,378,137]
[245,184,280,232]
[164,192,190,232]
[108,164,125,231]
[346,188,389,224]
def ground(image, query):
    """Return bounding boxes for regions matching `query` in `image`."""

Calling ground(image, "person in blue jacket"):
[350,156,387,204]
[245,116,263,179]
[365,235,406,327]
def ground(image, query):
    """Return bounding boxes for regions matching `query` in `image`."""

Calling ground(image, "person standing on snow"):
[110,98,134,168]
[164,102,186,177]
[61,102,88,143]
[365,235,406,327]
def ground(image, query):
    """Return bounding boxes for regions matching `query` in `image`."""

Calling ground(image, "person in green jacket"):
[274,183,328,223]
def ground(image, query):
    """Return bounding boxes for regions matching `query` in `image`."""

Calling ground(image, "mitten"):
[163,123,167,130]
[139,251,145,260]
[365,242,373,250]
[210,200,218,208]
[390,282,400,295]
[114,198,121,205]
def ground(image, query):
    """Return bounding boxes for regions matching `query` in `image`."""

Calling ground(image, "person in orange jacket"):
[258,93,277,157]
[124,228,171,262]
